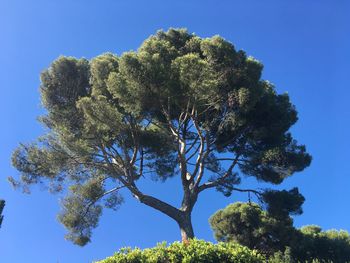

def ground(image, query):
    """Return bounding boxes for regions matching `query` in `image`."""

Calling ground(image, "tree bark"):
[132,188,196,243]
[133,192,181,222]
[177,211,194,242]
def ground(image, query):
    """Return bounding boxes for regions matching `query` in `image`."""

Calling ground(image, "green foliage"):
[209,202,296,255]
[0,199,4,228]
[58,177,105,245]
[10,28,311,245]
[262,187,305,220]
[293,225,350,262]
[96,239,264,263]
[269,247,294,263]
[210,202,350,262]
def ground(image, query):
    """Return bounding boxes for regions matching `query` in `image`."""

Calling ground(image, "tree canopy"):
[209,202,298,255]
[210,202,350,262]
[293,225,350,262]
[10,28,311,245]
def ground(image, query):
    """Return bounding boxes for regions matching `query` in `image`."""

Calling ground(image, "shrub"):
[96,239,264,263]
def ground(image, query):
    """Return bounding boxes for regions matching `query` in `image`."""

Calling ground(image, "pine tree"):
[10,28,311,245]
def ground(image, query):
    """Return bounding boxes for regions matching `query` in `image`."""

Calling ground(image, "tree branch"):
[231,187,262,197]
[162,107,188,185]
[185,140,201,162]
[198,154,241,192]
[194,131,211,188]
[80,185,126,221]
[100,142,182,222]
[185,134,200,154]
[190,113,205,179]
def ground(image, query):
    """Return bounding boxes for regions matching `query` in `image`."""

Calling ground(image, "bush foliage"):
[96,238,350,263]
[96,239,263,263]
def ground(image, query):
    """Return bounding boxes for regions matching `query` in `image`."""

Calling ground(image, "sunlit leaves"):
[90,53,119,97]
[97,239,264,263]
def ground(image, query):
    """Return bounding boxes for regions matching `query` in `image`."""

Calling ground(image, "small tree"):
[209,201,299,255]
[10,28,311,245]
[210,203,350,262]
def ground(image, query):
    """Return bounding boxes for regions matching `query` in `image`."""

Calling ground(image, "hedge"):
[96,239,264,263]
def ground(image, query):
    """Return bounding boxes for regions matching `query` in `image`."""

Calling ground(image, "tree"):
[210,203,350,262]
[293,225,350,262]
[209,201,298,255]
[0,200,4,228]
[10,28,311,246]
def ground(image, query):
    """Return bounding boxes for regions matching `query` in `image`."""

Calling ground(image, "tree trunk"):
[131,187,196,243]
[177,211,194,242]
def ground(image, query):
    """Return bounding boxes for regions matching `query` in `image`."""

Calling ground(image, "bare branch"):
[197,154,241,192]
[138,148,144,178]
[81,185,126,219]
[162,107,188,184]
[109,145,125,167]
[130,145,138,166]
[190,113,205,178]
[99,145,130,187]
[185,141,201,162]
[212,158,237,162]
[194,131,211,188]
[231,187,262,197]
[185,134,200,154]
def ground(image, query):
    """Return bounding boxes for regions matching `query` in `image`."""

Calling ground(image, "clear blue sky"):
[0,1,349,262]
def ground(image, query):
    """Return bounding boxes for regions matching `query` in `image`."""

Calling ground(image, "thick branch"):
[132,190,182,222]
[100,141,183,223]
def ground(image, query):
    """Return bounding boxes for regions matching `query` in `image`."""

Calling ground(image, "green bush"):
[96,239,264,263]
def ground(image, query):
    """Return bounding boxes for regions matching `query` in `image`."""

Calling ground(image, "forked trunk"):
[133,188,196,243]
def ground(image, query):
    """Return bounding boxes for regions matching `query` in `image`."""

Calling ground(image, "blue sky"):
[1,0,349,262]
